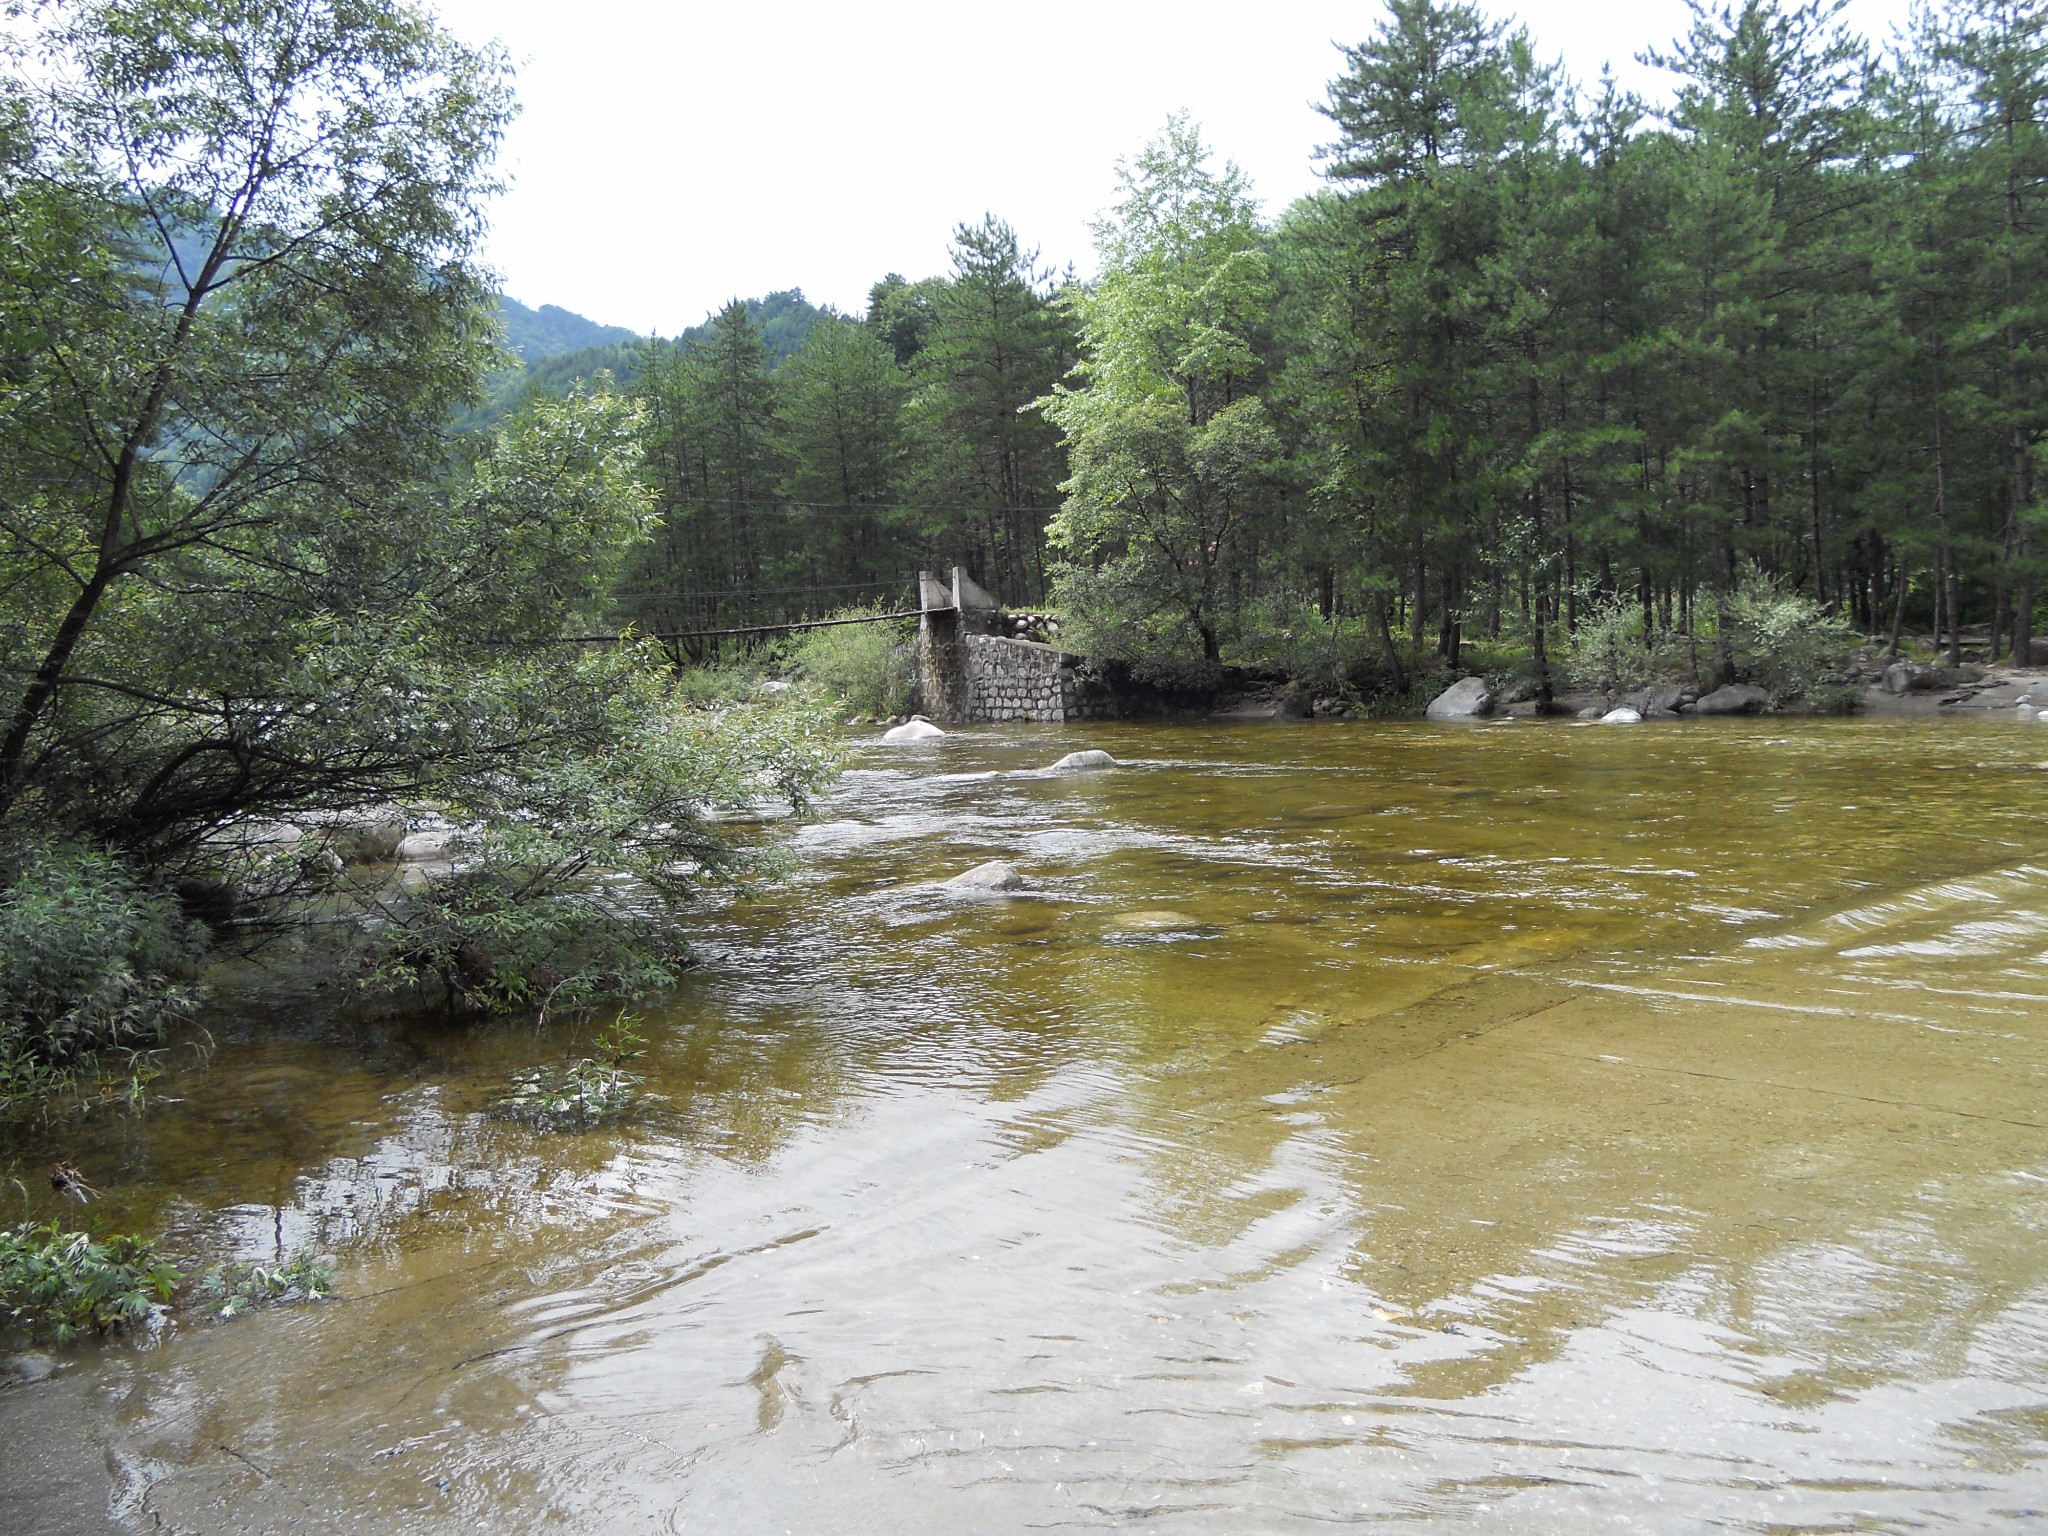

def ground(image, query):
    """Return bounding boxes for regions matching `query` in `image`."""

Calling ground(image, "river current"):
[7,717,2048,1533]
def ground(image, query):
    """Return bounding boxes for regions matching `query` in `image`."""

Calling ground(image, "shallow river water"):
[8,717,2048,1533]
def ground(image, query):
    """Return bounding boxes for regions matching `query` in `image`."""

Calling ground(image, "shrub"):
[1049,564,1228,694]
[1231,599,1373,696]
[671,662,769,707]
[0,1222,181,1344]
[0,843,204,1113]
[1560,594,1686,697]
[366,682,840,1021]
[1719,568,1860,707]
[785,607,916,716]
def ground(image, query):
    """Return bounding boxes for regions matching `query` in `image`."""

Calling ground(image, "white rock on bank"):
[1426,676,1495,720]
[1600,706,1643,724]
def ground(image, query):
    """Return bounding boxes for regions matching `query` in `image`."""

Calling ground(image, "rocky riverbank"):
[1205,655,2048,723]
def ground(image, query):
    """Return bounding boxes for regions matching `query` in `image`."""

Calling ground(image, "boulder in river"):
[882,719,945,742]
[325,806,406,864]
[397,828,457,862]
[1049,750,1117,772]
[1692,683,1771,716]
[1576,705,1605,721]
[1426,677,1494,720]
[944,860,1024,893]
[1642,684,1695,714]
[1600,706,1643,724]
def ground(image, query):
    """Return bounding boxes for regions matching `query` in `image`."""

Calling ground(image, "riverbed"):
[6,716,2048,1533]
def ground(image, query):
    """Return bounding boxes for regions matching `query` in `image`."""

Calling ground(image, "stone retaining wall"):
[962,634,1079,722]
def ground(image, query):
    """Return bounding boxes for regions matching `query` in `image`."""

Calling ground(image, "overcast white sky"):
[428,0,1919,337]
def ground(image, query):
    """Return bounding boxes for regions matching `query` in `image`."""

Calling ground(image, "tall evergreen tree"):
[908,216,1075,602]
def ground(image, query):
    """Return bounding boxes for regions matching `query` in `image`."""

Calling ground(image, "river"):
[6,716,2048,1533]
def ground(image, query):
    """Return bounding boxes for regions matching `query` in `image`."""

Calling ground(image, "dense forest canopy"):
[592,0,2048,693]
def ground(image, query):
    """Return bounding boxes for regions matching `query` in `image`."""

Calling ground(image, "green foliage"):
[1719,569,1862,706]
[1231,601,1377,695]
[906,217,1076,602]
[0,843,202,1112]
[1561,573,1858,705]
[1560,595,1685,697]
[0,0,521,859]
[670,662,776,707]
[785,609,916,716]
[488,1015,646,1131]
[198,1249,332,1320]
[689,289,827,366]
[367,678,840,1019]
[461,342,647,434]
[0,1222,180,1344]
[1043,117,1275,674]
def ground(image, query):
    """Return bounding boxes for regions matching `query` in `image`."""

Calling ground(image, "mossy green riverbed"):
[8,716,2048,1532]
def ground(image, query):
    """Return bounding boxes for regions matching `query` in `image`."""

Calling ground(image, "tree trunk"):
[1887,555,1909,658]
[1374,594,1406,694]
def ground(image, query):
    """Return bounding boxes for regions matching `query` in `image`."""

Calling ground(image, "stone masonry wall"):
[962,634,1081,723]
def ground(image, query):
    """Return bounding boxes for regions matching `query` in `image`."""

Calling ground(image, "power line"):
[534,607,934,645]
[612,579,906,602]
[645,497,1066,517]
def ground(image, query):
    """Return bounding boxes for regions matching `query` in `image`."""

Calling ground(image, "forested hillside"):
[614,0,2048,696]
[496,295,639,361]
[470,289,828,433]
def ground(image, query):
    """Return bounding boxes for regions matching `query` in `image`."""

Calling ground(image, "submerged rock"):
[0,1351,60,1388]
[1049,749,1118,772]
[881,719,945,742]
[1600,706,1643,724]
[1426,677,1494,720]
[1214,688,1310,722]
[1104,909,1205,933]
[944,860,1024,893]
[1693,683,1771,716]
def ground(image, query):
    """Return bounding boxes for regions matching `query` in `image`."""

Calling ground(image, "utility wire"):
[533,607,935,645]
[643,497,1065,516]
[613,579,905,602]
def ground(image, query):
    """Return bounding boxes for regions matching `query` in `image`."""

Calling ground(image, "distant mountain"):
[462,289,832,432]
[495,295,640,363]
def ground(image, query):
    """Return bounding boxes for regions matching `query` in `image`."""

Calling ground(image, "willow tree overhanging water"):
[0,0,838,1108]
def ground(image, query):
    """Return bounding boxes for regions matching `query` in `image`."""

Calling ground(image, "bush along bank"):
[1209,571,1874,720]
